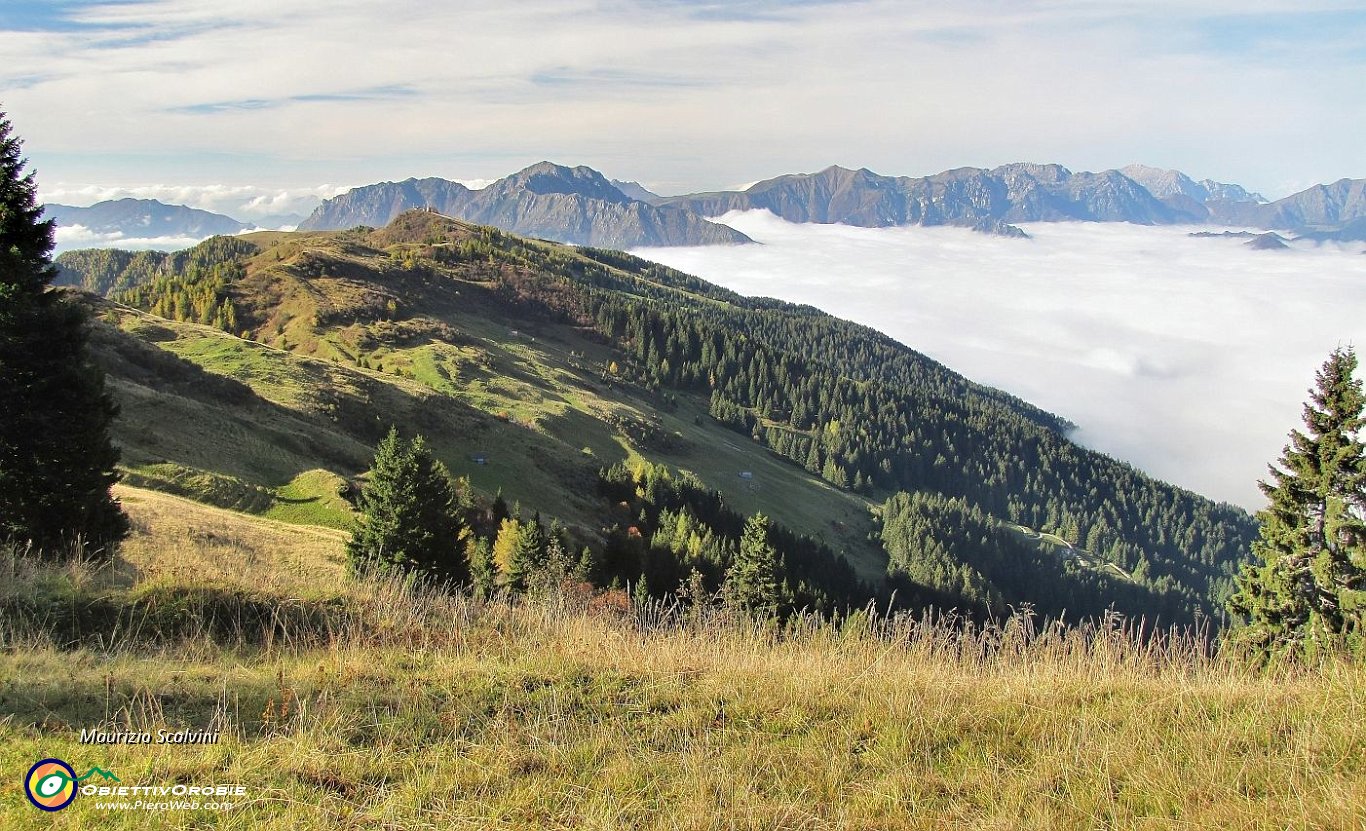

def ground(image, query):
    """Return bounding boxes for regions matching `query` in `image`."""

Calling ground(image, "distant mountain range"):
[1117,164,1265,207]
[45,164,1366,248]
[651,163,1335,237]
[1213,179,1366,232]
[298,162,751,247]
[655,164,1175,234]
[44,198,253,238]
[304,162,1366,244]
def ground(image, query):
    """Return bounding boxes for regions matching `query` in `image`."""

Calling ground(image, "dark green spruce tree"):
[347,428,469,584]
[0,108,127,556]
[511,517,547,590]
[724,512,782,616]
[1228,347,1366,656]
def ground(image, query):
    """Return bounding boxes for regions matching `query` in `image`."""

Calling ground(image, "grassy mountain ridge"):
[70,220,887,590]
[60,211,1255,621]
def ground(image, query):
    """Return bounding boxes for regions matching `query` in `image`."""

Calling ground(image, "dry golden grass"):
[1,490,1363,829]
[115,485,348,596]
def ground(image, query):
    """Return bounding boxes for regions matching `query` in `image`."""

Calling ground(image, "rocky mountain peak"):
[1120,165,1206,200]
[991,163,1073,184]
[499,161,631,203]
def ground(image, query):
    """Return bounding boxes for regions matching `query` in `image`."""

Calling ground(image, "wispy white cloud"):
[3,1,1364,196]
[38,177,501,223]
[635,212,1366,510]
[54,223,223,252]
[38,182,347,223]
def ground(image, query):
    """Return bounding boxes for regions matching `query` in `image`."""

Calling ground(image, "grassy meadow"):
[2,487,1362,829]
[82,229,891,573]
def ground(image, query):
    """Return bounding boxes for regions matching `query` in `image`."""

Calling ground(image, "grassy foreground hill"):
[55,211,1254,621]
[2,489,1362,829]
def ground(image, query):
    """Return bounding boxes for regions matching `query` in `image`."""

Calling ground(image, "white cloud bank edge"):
[632,210,1366,511]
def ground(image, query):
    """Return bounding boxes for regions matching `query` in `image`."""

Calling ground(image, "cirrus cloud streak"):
[4,1,1366,196]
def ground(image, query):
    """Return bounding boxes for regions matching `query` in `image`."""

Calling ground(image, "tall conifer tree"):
[1229,348,1366,655]
[347,428,468,584]
[513,518,547,578]
[491,516,523,590]
[725,513,781,615]
[0,109,127,555]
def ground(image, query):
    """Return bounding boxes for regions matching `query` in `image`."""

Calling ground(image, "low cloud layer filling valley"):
[635,211,1366,510]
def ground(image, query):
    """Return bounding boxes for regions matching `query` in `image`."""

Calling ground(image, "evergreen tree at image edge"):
[0,108,127,555]
[1228,347,1366,656]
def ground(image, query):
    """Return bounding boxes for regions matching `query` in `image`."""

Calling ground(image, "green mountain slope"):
[60,211,1255,622]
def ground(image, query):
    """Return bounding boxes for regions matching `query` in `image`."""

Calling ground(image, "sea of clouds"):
[52,225,214,253]
[632,211,1366,511]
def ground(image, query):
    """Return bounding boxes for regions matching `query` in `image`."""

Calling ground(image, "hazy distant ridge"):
[1119,164,1266,206]
[656,163,1280,235]
[44,198,252,238]
[298,162,751,247]
[54,165,1366,247]
[1212,178,1366,230]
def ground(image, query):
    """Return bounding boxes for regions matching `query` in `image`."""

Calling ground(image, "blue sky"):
[3,0,1364,215]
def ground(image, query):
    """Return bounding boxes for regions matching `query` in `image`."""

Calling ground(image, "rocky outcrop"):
[1245,233,1290,250]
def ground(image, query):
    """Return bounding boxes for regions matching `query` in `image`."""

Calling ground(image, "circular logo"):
[25,759,78,812]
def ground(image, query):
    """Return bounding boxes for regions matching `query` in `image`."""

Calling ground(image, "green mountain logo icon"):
[75,767,120,783]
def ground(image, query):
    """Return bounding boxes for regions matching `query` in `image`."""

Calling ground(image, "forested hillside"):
[57,212,1256,624]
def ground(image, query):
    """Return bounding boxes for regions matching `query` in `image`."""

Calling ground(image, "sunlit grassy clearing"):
[1,489,1362,830]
